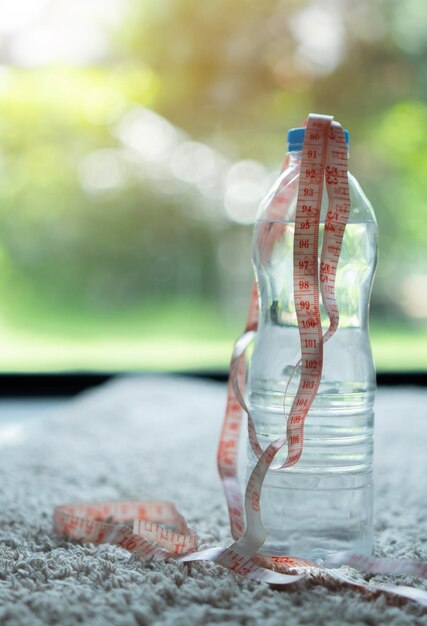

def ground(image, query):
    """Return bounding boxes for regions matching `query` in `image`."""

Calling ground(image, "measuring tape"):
[54,114,427,607]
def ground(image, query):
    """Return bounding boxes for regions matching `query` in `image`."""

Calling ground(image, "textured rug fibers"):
[0,376,426,625]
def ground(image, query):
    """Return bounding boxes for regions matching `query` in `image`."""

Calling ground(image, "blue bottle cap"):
[287,127,349,151]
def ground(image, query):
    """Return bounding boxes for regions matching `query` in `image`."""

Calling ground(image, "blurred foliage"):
[0,68,219,317]
[0,0,426,370]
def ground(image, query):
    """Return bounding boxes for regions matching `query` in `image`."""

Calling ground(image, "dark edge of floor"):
[0,371,425,397]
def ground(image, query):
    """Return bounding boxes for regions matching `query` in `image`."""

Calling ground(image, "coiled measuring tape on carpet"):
[54,114,427,607]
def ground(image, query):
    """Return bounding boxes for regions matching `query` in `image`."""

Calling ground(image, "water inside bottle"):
[247,221,376,560]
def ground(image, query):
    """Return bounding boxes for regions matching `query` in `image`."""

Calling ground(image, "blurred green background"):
[0,0,426,372]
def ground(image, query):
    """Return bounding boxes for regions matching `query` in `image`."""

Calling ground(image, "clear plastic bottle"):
[247,127,378,561]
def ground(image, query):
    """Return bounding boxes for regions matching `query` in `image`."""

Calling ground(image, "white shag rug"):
[0,376,426,626]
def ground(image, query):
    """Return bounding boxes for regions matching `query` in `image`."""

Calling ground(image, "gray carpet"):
[0,376,426,625]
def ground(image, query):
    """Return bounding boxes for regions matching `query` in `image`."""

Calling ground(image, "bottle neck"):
[287,150,302,166]
[287,148,350,166]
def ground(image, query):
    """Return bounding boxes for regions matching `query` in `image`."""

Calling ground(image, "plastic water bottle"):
[247,127,378,561]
